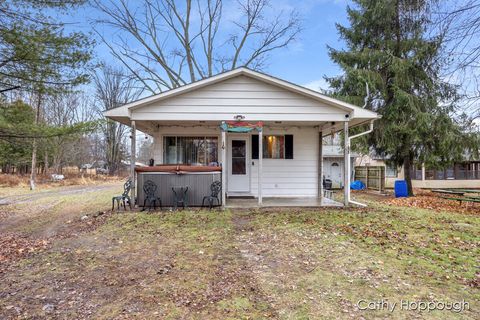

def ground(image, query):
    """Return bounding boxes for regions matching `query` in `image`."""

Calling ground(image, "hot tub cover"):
[135,165,222,173]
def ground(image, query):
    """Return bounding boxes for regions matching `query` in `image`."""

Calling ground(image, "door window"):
[231,140,246,175]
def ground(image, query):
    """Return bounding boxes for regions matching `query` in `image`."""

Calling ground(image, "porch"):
[129,121,353,208]
[226,196,343,208]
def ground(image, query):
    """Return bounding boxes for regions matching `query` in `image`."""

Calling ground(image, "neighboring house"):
[104,67,379,207]
[355,154,480,189]
[323,135,357,189]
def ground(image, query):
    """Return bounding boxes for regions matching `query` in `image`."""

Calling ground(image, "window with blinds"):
[163,136,218,166]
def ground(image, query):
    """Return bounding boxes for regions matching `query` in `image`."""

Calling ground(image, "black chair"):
[172,186,188,210]
[202,181,222,209]
[112,179,132,211]
[143,180,162,210]
[323,176,332,190]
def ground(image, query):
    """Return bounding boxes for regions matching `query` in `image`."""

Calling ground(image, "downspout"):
[347,120,375,207]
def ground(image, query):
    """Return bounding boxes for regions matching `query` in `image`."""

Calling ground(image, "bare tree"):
[92,0,300,93]
[43,93,95,173]
[435,0,480,118]
[94,65,142,174]
[137,137,154,165]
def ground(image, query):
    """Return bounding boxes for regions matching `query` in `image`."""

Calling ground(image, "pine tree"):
[327,0,478,195]
[0,1,94,189]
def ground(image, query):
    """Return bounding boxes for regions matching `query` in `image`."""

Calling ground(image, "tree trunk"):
[404,155,414,196]
[30,93,42,190]
[44,151,49,176]
[30,139,37,190]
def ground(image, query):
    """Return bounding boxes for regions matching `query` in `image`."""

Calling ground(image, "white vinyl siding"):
[251,127,318,197]
[132,76,348,122]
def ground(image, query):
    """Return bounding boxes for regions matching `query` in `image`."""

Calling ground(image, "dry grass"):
[0,174,26,187]
[0,186,478,319]
[0,174,126,199]
[0,173,127,188]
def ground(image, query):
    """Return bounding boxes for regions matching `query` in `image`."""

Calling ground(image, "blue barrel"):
[394,180,408,198]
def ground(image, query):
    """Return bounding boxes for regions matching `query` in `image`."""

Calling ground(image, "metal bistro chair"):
[143,180,162,211]
[112,179,132,211]
[202,181,222,209]
[172,186,188,210]
[323,176,333,190]
[322,176,334,200]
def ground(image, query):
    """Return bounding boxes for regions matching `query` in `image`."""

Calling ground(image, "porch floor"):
[225,197,343,208]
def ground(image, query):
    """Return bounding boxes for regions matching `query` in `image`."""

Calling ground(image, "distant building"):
[355,154,480,189]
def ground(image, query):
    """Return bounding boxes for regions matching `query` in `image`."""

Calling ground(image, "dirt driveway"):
[0,184,118,206]
[0,183,120,253]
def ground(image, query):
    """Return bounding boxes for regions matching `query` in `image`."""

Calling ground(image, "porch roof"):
[104,67,379,136]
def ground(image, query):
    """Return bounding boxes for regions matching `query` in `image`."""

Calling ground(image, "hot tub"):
[135,165,222,207]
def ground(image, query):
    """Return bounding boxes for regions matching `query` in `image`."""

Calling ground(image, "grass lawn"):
[0,185,478,319]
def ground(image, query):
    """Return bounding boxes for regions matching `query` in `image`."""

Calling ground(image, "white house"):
[104,68,379,207]
[322,135,359,189]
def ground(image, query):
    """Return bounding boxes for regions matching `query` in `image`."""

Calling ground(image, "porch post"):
[344,121,350,206]
[130,120,136,207]
[221,129,227,208]
[258,129,263,206]
[318,128,324,204]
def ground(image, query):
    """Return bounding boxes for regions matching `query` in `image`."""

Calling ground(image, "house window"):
[385,164,397,177]
[163,136,218,165]
[263,135,285,159]
[252,134,293,159]
[446,166,455,179]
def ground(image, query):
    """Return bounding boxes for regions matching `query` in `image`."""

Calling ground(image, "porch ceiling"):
[116,118,374,137]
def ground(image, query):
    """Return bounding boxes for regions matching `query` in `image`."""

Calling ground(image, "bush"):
[0,174,27,187]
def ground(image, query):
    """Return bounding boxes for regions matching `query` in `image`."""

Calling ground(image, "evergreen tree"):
[0,101,34,173]
[327,0,478,195]
[0,1,94,188]
[0,100,97,174]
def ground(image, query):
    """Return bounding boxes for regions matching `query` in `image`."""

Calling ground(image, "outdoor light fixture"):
[234,114,245,121]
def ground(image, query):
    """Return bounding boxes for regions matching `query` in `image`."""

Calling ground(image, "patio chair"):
[112,179,132,211]
[143,180,162,210]
[323,176,332,190]
[172,186,188,210]
[202,181,222,209]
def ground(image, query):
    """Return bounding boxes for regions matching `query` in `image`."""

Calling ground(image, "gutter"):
[347,120,375,207]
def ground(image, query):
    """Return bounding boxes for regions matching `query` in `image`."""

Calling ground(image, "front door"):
[227,136,250,193]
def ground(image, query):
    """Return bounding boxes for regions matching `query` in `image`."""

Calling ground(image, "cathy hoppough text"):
[356,299,470,313]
